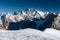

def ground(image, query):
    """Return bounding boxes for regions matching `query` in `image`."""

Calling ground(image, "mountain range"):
[0,8,60,30]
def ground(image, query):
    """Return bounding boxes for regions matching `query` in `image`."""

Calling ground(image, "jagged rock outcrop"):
[0,20,3,29]
[51,14,60,30]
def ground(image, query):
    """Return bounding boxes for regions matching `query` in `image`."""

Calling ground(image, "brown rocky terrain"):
[51,14,60,30]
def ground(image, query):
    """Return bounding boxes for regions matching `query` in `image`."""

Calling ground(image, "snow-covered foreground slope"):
[0,28,60,40]
[44,28,60,38]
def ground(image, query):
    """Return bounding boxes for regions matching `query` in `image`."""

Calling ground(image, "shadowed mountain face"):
[38,13,57,31]
[8,20,36,30]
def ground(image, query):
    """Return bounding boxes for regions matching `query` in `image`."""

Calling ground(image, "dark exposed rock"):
[1,14,6,26]
[38,13,57,31]
[8,20,37,30]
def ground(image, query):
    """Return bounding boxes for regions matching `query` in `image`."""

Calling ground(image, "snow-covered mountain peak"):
[0,8,59,30]
[13,8,49,21]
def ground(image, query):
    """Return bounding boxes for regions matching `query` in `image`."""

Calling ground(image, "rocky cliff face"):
[51,14,60,30]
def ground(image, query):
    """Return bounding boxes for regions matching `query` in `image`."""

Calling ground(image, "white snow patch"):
[0,28,60,40]
[44,28,60,38]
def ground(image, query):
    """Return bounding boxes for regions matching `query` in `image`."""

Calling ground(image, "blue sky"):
[0,0,60,13]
